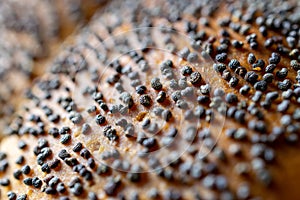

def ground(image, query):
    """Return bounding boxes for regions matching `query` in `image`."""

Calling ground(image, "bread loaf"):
[0,0,300,199]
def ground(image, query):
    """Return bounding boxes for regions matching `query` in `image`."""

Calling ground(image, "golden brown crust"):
[1,0,300,199]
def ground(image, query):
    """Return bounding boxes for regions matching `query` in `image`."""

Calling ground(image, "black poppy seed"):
[95,115,106,125]
[263,73,274,83]
[197,96,210,106]
[171,91,182,102]
[23,178,32,186]
[237,184,250,199]
[56,182,66,193]
[88,192,98,200]
[99,103,108,111]
[221,69,231,81]
[116,118,128,128]
[184,110,195,121]
[92,92,103,101]
[160,60,173,70]
[15,155,25,165]
[13,170,22,180]
[245,71,258,84]
[212,89,224,98]
[73,164,84,173]
[229,76,239,87]
[247,53,256,64]
[254,80,267,91]
[164,189,182,200]
[253,59,265,69]
[234,66,247,78]
[228,59,240,69]
[178,78,188,89]
[147,123,159,134]
[187,52,199,63]
[127,172,141,182]
[41,163,51,173]
[215,53,227,63]
[140,94,152,107]
[48,158,60,169]
[36,139,48,150]
[213,63,226,73]
[276,68,288,78]
[181,66,193,76]
[87,105,97,113]
[225,93,238,103]
[48,114,60,123]
[199,84,211,95]
[227,107,237,118]
[282,89,293,99]
[65,157,78,167]
[114,82,124,93]
[140,118,150,130]
[220,29,230,37]
[289,49,300,58]
[270,52,281,64]
[191,39,202,50]
[250,41,258,49]
[48,176,60,188]
[239,85,250,95]
[179,47,190,59]
[32,177,42,188]
[96,164,110,175]
[277,100,290,112]
[60,134,71,144]
[190,71,202,85]
[154,91,166,104]
[234,110,246,123]
[136,85,147,95]
[291,60,300,71]
[87,158,95,169]
[287,36,296,48]
[45,187,57,195]
[79,124,90,135]
[119,92,134,108]
[128,71,139,80]
[278,79,291,91]
[169,79,179,89]
[162,109,173,122]
[0,178,10,186]
[81,167,93,178]
[16,194,27,200]
[18,140,27,149]
[0,153,7,161]
[184,126,197,142]
[80,148,91,159]
[232,40,243,48]
[252,91,262,102]
[7,191,17,200]
[151,78,163,90]
[130,79,141,87]
[59,127,71,135]
[21,165,31,175]
[58,149,71,160]
[104,178,121,196]
[71,142,83,153]
[264,38,274,48]
[103,126,117,141]
[259,25,267,36]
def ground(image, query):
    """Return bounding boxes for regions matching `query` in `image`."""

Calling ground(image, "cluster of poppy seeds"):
[0,0,300,199]
[0,0,107,135]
